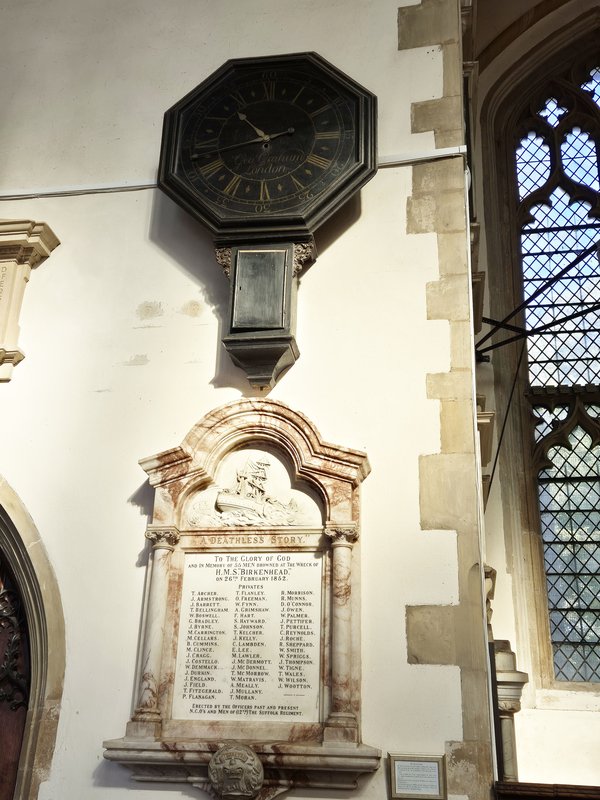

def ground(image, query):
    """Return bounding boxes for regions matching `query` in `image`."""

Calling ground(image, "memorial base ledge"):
[103,737,381,792]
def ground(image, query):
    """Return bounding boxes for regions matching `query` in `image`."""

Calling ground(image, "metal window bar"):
[475,238,600,358]
[478,301,600,355]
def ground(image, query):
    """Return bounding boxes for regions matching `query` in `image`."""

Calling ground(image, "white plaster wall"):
[515,709,600,785]
[0,2,463,798]
[1,0,437,195]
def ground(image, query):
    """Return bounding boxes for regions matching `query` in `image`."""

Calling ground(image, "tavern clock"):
[158,53,377,386]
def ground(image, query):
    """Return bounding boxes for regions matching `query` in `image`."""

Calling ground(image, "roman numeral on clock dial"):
[224,174,242,196]
[306,154,331,169]
[199,158,224,178]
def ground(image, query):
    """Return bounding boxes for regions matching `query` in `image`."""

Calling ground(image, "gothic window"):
[512,60,600,682]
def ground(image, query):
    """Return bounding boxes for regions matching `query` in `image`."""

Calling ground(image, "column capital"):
[498,698,521,715]
[325,524,358,545]
[145,526,180,549]
[494,639,528,713]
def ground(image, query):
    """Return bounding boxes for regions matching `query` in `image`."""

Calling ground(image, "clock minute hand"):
[191,136,265,158]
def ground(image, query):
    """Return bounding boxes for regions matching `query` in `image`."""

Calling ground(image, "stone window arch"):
[480,17,600,687]
[0,476,65,799]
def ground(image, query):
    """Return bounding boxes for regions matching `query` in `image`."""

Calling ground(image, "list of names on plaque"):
[172,551,322,722]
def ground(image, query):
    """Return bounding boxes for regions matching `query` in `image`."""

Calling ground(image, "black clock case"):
[157,52,377,245]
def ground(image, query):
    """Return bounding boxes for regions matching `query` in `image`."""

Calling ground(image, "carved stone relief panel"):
[182,446,322,528]
[104,399,380,796]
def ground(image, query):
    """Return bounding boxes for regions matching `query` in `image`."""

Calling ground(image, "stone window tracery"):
[512,57,600,683]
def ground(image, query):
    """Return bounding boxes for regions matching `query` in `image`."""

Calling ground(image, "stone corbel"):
[0,219,60,381]
[484,564,497,641]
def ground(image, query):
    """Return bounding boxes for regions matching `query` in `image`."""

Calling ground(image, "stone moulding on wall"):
[0,219,60,382]
[103,398,380,796]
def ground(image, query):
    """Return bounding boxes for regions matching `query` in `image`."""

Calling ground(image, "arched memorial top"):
[139,398,370,525]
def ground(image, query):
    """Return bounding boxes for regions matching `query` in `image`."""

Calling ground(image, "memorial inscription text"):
[172,551,322,721]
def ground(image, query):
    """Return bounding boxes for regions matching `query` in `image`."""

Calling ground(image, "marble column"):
[324,524,358,742]
[494,640,528,781]
[131,527,179,734]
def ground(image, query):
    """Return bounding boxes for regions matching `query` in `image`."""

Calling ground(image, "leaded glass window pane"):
[538,426,600,681]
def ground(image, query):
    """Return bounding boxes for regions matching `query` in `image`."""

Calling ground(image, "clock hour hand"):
[265,127,295,141]
[237,111,268,140]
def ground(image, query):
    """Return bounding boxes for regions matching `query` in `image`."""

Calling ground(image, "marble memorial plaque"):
[173,550,323,721]
[104,399,381,790]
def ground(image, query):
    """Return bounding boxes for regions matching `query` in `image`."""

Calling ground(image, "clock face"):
[159,54,377,240]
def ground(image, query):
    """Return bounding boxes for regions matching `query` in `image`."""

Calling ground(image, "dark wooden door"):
[0,555,30,800]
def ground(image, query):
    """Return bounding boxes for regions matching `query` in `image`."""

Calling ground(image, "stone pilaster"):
[324,524,359,742]
[130,526,179,735]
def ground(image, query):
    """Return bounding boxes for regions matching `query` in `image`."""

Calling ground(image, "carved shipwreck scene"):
[183,448,322,528]
[103,399,380,796]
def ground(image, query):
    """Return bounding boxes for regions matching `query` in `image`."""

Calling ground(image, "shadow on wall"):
[127,480,154,569]
[314,192,361,257]
[148,190,258,394]
[148,187,362,393]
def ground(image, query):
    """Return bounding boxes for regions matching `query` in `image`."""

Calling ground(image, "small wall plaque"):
[388,755,446,800]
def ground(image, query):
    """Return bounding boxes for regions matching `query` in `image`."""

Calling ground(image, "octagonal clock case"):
[158,52,377,245]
